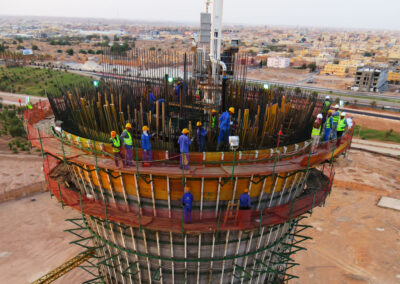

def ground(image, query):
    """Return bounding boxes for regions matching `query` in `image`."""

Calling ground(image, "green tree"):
[66,48,74,56]
[307,63,317,72]
[0,42,8,52]
[57,49,62,53]
[16,37,23,43]
[17,45,24,50]
[149,46,156,51]
[370,100,377,108]
[96,50,103,55]
[364,52,372,57]
[79,49,87,54]
[32,44,39,51]
[87,49,95,54]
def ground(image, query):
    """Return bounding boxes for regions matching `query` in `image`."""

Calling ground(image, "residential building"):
[267,57,290,68]
[322,63,348,76]
[352,67,388,92]
[388,71,400,83]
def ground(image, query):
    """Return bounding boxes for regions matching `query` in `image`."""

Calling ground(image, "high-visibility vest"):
[325,117,331,129]
[123,129,133,146]
[332,111,341,123]
[111,136,121,152]
[337,118,346,131]
[211,116,216,128]
[322,101,331,113]
[312,124,321,136]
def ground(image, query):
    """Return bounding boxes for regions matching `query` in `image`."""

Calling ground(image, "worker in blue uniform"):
[141,126,152,165]
[178,128,192,170]
[217,107,234,151]
[149,90,156,113]
[174,81,182,103]
[182,187,193,223]
[238,188,251,227]
[196,121,208,152]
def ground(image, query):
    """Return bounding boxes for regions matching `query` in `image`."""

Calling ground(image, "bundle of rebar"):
[47,48,322,152]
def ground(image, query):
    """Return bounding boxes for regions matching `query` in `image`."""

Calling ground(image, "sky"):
[1,0,399,30]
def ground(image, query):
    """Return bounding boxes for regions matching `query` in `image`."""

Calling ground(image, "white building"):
[267,57,290,68]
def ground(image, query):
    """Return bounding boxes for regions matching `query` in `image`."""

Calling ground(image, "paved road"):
[342,108,400,121]
[351,139,400,156]
[246,78,400,101]
[0,91,46,106]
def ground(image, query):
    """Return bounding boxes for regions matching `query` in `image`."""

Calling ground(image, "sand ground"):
[291,150,400,284]
[0,136,44,199]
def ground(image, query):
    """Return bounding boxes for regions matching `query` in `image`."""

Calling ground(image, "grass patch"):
[0,66,92,96]
[354,125,400,143]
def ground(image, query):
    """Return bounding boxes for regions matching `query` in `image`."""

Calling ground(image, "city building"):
[322,63,348,77]
[388,71,400,84]
[352,67,388,92]
[267,56,290,68]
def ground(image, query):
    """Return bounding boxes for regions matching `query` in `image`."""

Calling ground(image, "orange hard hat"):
[182,128,189,134]
[184,186,190,192]
[211,109,217,114]
[142,126,149,132]
[126,123,132,129]
[111,131,116,137]
[229,107,235,114]
[243,188,249,193]
[196,121,202,127]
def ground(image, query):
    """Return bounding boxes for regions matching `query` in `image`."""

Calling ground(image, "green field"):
[354,125,400,143]
[0,67,93,97]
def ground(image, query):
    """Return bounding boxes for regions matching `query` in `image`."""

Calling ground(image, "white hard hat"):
[341,112,346,116]
[334,104,339,108]
[317,114,323,119]
[326,96,330,99]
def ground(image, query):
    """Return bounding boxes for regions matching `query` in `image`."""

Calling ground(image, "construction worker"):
[211,109,218,129]
[238,188,251,227]
[195,87,202,101]
[110,131,125,167]
[196,121,208,152]
[181,186,193,223]
[324,110,333,141]
[178,128,192,170]
[336,112,348,138]
[141,126,152,165]
[210,109,218,142]
[120,123,133,166]
[311,114,323,154]
[175,81,182,102]
[321,96,331,118]
[217,107,235,151]
[331,104,341,140]
[149,89,156,113]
